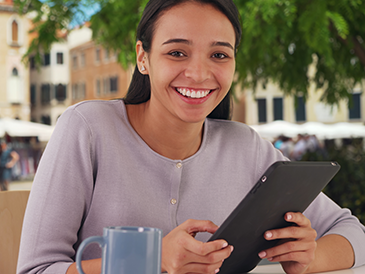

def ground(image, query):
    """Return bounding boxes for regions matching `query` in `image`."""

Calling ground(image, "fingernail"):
[265,231,273,239]
[222,242,228,248]
[258,251,266,258]
[215,268,220,273]
[230,245,234,252]
[287,213,293,220]
[268,257,273,261]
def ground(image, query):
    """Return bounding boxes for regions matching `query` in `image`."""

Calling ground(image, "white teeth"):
[176,88,211,99]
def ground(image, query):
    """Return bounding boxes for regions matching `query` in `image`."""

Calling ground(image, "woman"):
[17,1,365,274]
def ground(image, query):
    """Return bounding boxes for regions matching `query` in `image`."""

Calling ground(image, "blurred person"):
[278,136,294,159]
[291,134,308,161]
[0,140,19,191]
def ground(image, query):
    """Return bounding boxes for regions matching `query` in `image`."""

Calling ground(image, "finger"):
[268,250,315,265]
[284,212,311,227]
[181,219,220,235]
[184,261,223,274]
[264,215,316,241]
[182,235,233,257]
[259,239,317,260]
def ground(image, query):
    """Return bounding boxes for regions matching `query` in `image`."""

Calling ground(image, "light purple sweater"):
[17,100,365,274]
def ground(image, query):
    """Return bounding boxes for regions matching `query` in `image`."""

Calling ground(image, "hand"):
[161,219,233,274]
[258,212,317,274]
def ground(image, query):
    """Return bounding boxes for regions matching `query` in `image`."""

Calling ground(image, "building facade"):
[0,0,31,120]
[242,72,365,126]
[29,38,71,125]
[69,31,131,105]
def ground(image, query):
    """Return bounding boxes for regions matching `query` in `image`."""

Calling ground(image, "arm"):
[306,234,354,273]
[17,109,95,274]
[5,150,19,168]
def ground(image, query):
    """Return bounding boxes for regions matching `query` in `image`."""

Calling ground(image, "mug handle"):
[76,236,105,274]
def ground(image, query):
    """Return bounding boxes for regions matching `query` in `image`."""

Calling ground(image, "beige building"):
[0,0,31,120]
[29,33,72,125]
[69,39,132,105]
[241,64,365,126]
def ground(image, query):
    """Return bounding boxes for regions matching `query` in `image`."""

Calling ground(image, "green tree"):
[15,0,365,105]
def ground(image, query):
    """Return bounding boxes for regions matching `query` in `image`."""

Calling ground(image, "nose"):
[184,56,211,83]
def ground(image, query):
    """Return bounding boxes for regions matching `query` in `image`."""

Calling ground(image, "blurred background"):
[1,0,365,222]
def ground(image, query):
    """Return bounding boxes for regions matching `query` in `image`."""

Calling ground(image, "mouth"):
[175,87,213,99]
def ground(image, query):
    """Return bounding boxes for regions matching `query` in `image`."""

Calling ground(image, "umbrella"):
[0,118,55,142]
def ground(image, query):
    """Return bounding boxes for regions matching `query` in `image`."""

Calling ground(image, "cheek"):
[149,60,181,87]
[215,66,235,90]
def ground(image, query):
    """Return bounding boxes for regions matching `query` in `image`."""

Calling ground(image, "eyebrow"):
[162,39,234,50]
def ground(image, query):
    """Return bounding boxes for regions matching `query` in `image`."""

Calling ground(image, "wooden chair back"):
[0,190,30,274]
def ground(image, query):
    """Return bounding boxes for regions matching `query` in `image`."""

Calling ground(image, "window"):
[72,55,78,69]
[80,83,86,99]
[11,20,18,44]
[55,84,67,101]
[110,77,118,93]
[12,68,18,76]
[30,84,36,106]
[29,56,35,69]
[41,84,51,104]
[72,84,78,100]
[257,98,267,123]
[95,48,101,63]
[349,93,361,119]
[273,97,283,120]
[43,53,50,66]
[96,79,101,96]
[41,115,51,125]
[295,96,306,122]
[57,52,64,64]
[103,78,109,94]
[81,52,85,67]
[104,49,109,61]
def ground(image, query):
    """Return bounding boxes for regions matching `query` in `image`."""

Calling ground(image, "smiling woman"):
[16,1,365,274]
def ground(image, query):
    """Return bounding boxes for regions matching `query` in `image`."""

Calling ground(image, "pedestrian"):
[0,139,19,191]
[17,1,365,274]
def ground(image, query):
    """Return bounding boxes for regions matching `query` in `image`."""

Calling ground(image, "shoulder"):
[58,100,126,128]
[66,100,124,120]
[204,118,287,165]
[52,100,127,141]
[206,118,263,144]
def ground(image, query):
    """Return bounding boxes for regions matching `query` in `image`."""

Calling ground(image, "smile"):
[176,87,212,99]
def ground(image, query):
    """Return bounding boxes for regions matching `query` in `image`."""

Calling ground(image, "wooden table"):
[250,264,365,274]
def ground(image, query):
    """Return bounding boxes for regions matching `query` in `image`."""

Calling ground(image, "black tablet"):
[208,161,340,274]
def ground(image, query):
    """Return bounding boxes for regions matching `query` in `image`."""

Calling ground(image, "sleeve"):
[17,107,95,274]
[304,193,365,268]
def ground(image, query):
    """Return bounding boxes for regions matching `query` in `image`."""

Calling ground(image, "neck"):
[126,102,204,160]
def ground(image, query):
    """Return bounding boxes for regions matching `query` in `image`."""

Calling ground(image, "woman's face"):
[140,1,236,124]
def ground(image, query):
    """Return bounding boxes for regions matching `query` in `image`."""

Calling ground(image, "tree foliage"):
[14,0,365,105]
[302,141,365,224]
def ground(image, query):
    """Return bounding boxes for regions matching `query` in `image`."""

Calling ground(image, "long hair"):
[124,0,242,120]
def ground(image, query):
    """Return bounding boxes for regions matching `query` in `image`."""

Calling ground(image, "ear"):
[136,41,148,74]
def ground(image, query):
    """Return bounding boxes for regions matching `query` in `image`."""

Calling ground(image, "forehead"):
[152,2,235,46]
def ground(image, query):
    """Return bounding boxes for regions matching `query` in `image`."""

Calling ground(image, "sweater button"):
[176,162,182,168]
[170,198,177,205]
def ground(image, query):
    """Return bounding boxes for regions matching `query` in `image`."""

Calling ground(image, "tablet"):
[208,161,340,274]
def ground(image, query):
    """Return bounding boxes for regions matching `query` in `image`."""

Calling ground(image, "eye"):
[169,51,185,57]
[212,52,228,59]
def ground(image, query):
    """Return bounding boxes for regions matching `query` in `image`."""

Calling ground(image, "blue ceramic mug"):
[76,226,162,274]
